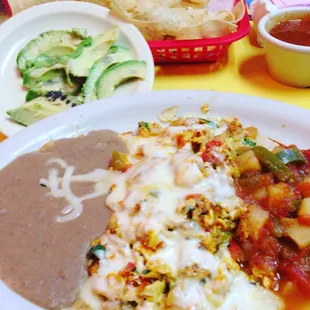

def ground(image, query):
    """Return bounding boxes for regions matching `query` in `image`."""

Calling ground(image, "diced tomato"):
[201,150,221,165]
[280,264,310,297]
[119,262,136,277]
[185,193,201,200]
[229,241,244,262]
[257,230,280,258]
[138,280,152,293]
[176,135,185,148]
[298,215,310,226]
[250,252,278,276]
[281,245,298,262]
[238,173,274,190]
[298,182,310,198]
[264,193,292,218]
[201,139,223,165]
[206,138,222,148]
[302,150,310,162]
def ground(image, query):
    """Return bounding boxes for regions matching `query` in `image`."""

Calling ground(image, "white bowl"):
[0,1,155,136]
[258,7,310,88]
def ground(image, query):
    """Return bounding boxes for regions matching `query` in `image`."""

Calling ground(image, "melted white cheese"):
[220,274,283,310]
[41,121,283,310]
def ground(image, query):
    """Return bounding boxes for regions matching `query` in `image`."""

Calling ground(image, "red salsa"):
[269,18,310,47]
[232,144,310,309]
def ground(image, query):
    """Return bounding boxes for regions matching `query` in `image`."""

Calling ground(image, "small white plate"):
[0,90,310,309]
[0,1,154,136]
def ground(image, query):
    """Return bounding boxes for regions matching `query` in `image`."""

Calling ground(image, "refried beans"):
[0,130,127,309]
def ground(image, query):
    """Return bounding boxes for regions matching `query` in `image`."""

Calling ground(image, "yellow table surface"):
[0,16,309,142]
[154,28,310,110]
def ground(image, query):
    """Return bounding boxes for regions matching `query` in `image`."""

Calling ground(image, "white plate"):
[0,1,154,137]
[0,90,310,310]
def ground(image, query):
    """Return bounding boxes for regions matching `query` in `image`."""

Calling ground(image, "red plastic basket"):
[148,0,250,64]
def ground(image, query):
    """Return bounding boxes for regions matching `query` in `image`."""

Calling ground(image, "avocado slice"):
[96,60,147,99]
[25,90,43,102]
[31,54,69,69]
[17,30,85,72]
[83,46,132,102]
[23,68,82,96]
[72,28,88,39]
[7,91,82,126]
[67,26,119,77]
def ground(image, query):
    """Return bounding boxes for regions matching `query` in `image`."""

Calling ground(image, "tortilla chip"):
[109,0,244,40]
[232,0,246,23]
[158,106,178,123]
[176,19,237,40]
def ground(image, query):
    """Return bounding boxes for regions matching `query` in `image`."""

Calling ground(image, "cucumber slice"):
[17,30,84,72]
[83,46,131,102]
[96,60,147,99]
[67,26,119,77]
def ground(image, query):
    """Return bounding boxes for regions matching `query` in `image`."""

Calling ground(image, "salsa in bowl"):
[258,7,310,88]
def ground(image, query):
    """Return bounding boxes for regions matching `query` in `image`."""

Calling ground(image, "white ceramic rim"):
[0,89,310,167]
[258,7,310,54]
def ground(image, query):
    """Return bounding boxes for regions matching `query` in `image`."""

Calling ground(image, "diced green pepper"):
[275,148,307,165]
[252,146,293,182]
[88,244,106,260]
[243,137,256,147]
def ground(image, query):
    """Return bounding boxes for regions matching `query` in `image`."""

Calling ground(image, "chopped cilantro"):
[200,119,219,129]
[140,122,149,129]
[142,269,151,275]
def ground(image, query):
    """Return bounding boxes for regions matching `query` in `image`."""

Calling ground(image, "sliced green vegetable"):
[7,93,81,126]
[83,46,131,102]
[142,269,151,275]
[17,30,84,72]
[23,64,65,83]
[275,148,307,165]
[252,146,293,182]
[23,69,82,95]
[30,54,69,69]
[72,28,88,39]
[26,90,41,102]
[70,37,93,59]
[67,26,119,77]
[243,137,256,147]
[96,60,147,99]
